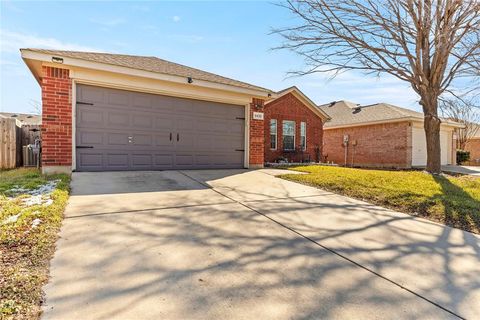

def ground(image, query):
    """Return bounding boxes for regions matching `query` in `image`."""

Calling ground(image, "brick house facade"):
[264,87,329,163]
[320,101,460,168]
[465,138,480,164]
[22,49,271,173]
[323,122,412,168]
[41,66,73,171]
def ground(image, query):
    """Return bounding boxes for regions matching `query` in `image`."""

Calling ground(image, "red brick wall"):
[41,66,72,167]
[264,93,324,163]
[465,138,480,164]
[249,98,265,167]
[323,121,411,168]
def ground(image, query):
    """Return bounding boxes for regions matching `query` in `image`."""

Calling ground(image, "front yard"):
[281,166,480,234]
[0,168,70,319]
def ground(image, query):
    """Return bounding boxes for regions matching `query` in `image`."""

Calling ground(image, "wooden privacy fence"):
[0,118,41,169]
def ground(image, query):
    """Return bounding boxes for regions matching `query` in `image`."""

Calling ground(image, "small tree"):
[274,0,480,173]
[440,97,480,150]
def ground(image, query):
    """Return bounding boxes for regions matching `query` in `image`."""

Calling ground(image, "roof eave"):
[324,117,465,129]
[20,49,273,99]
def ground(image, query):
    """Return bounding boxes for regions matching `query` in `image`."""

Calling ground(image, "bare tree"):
[440,96,480,149]
[29,99,42,115]
[274,0,480,173]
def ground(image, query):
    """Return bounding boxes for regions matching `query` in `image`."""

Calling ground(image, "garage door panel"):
[108,133,129,146]
[133,134,153,146]
[76,84,245,171]
[132,115,153,128]
[107,112,130,127]
[107,91,130,106]
[106,153,129,167]
[132,154,153,166]
[155,155,174,167]
[175,155,194,166]
[79,86,105,104]
[78,153,103,168]
[78,132,104,145]
[77,108,104,127]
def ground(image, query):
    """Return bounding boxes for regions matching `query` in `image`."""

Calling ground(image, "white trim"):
[244,103,250,168]
[73,74,252,106]
[270,119,277,150]
[71,79,77,171]
[324,117,465,130]
[300,121,306,151]
[21,49,271,98]
[282,120,296,151]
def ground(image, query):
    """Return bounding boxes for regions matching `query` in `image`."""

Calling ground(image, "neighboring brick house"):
[319,101,463,168]
[21,49,273,173]
[264,87,330,163]
[464,125,480,165]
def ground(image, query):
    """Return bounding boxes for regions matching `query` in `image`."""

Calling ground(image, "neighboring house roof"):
[319,100,463,129]
[21,48,272,94]
[267,86,331,121]
[0,112,41,125]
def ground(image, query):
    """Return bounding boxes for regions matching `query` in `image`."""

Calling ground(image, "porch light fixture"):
[52,56,64,64]
[187,77,193,83]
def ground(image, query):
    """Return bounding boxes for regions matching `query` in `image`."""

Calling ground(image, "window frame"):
[300,121,307,151]
[270,119,277,150]
[282,120,296,151]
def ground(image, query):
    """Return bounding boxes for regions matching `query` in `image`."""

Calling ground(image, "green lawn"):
[0,168,70,319]
[281,166,480,234]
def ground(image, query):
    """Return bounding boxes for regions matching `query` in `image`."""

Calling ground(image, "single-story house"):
[264,86,330,163]
[464,124,480,165]
[319,101,463,168]
[21,48,275,173]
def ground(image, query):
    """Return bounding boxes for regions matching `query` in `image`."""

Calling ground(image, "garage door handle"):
[177,133,179,141]
[169,133,172,141]
[76,146,94,149]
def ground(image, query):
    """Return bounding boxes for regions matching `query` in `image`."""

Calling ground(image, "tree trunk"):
[422,96,442,174]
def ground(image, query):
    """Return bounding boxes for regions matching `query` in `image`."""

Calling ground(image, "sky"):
[0,0,422,114]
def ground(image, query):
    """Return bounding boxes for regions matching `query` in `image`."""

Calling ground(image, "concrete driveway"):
[42,169,480,319]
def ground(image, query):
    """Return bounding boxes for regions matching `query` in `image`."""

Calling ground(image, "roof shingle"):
[23,48,271,93]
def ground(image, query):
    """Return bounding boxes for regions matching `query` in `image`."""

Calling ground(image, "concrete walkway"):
[42,169,480,319]
[442,165,480,176]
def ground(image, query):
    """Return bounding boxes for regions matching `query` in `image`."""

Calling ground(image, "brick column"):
[41,66,72,174]
[249,98,265,168]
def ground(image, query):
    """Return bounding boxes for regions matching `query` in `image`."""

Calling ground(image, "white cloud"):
[0,29,102,53]
[172,15,181,22]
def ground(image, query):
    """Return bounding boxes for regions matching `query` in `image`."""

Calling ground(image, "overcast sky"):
[0,0,422,114]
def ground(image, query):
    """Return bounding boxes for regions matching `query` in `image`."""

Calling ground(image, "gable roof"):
[319,100,463,128]
[0,112,41,125]
[268,86,330,121]
[20,48,272,94]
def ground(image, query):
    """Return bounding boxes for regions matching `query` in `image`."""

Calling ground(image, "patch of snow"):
[22,195,44,207]
[31,218,41,228]
[8,180,59,198]
[7,180,60,207]
[2,213,21,225]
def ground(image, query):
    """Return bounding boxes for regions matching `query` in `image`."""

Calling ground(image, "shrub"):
[456,150,470,164]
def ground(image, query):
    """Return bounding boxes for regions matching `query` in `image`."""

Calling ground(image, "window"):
[300,122,306,151]
[270,119,277,150]
[282,120,295,151]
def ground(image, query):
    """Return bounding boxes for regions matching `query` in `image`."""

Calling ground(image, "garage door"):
[75,84,245,171]
[411,127,449,166]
